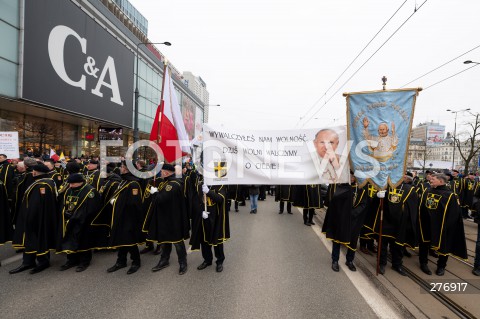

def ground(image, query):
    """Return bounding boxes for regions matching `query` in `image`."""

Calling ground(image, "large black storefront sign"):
[23,0,134,127]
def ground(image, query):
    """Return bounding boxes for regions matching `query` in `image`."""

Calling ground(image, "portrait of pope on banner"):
[362,117,399,162]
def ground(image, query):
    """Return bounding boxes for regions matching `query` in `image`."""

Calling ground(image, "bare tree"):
[456,112,480,174]
[14,119,59,155]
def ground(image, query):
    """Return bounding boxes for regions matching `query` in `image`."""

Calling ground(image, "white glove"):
[150,187,158,194]
[377,190,386,198]
[202,211,210,219]
[202,184,210,194]
[110,198,116,205]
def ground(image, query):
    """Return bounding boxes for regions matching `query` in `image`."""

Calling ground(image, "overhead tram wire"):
[400,44,480,88]
[423,64,479,90]
[302,0,429,128]
[295,0,409,128]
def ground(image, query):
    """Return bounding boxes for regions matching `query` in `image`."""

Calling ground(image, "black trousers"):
[160,242,187,265]
[67,250,92,266]
[303,208,314,223]
[23,252,50,267]
[419,242,448,268]
[228,200,239,211]
[279,201,291,213]
[117,246,140,266]
[201,242,225,265]
[379,237,403,267]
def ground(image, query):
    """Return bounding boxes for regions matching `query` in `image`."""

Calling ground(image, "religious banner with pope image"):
[345,88,421,190]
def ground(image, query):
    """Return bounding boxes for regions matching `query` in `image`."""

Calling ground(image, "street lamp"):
[464,60,480,65]
[446,108,471,170]
[134,41,171,143]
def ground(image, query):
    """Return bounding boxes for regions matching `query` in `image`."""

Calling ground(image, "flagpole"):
[153,62,169,183]
[376,198,384,276]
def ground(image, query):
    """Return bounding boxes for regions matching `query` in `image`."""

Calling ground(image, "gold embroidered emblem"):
[367,184,377,198]
[425,193,441,210]
[99,185,105,194]
[165,185,172,192]
[388,189,403,204]
[132,188,139,196]
[88,192,94,198]
[40,188,46,195]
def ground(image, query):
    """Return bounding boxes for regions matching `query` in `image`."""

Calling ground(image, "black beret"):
[32,163,50,173]
[66,162,81,174]
[89,160,99,164]
[67,173,84,183]
[161,163,175,172]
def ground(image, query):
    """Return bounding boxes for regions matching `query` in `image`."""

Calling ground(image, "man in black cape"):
[0,154,14,246]
[418,173,467,276]
[56,173,102,272]
[84,159,102,191]
[146,163,190,275]
[93,161,144,274]
[44,158,63,190]
[322,172,367,272]
[291,184,322,226]
[12,157,37,226]
[10,164,58,274]
[190,171,229,273]
[275,185,292,214]
[373,172,419,276]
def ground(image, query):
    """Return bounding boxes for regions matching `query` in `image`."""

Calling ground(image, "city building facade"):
[0,0,207,158]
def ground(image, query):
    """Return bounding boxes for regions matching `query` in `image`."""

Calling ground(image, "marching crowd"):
[0,152,479,280]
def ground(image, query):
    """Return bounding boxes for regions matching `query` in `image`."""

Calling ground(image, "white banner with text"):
[202,124,350,185]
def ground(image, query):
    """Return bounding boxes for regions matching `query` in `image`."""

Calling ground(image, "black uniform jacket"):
[322,183,367,250]
[189,173,229,250]
[145,174,189,244]
[91,172,143,248]
[291,184,322,208]
[57,183,102,252]
[419,185,467,259]
[12,176,58,255]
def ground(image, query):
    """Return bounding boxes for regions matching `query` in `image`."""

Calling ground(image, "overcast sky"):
[130,0,479,136]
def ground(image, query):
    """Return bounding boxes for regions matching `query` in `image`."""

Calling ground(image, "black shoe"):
[392,265,407,276]
[30,264,50,274]
[309,221,315,225]
[179,263,188,275]
[239,202,246,206]
[127,264,140,274]
[9,264,35,274]
[216,264,223,273]
[197,262,212,270]
[345,261,356,272]
[287,211,292,214]
[436,267,445,276]
[250,210,254,214]
[254,209,257,214]
[360,247,371,255]
[152,260,169,272]
[472,268,480,276]
[420,263,432,275]
[235,209,239,212]
[140,247,153,254]
[107,263,127,273]
[332,261,339,272]
[304,222,311,226]
[75,264,89,272]
[59,262,77,271]
[403,249,412,258]
[279,211,284,214]
[379,264,386,275]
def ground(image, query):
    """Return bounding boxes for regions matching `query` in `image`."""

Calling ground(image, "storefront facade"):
[0,0,204,158]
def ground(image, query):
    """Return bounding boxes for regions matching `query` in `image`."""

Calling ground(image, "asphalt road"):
[0,196,390,319]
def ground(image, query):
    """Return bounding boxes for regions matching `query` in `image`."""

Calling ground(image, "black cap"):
[32,163,50,173]
[88,159,99,164]
[66,162,81,174]
[161,163,175,172]
[106,163,117,173]
[67,173,84,183]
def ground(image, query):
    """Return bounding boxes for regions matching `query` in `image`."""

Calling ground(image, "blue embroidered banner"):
[346,89,420,190]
